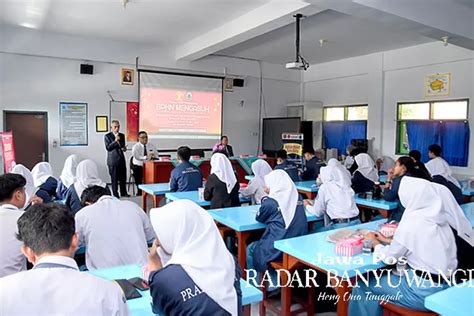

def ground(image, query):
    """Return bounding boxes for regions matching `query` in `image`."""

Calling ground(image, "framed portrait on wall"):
[425,73,450,97]
[96,116,108,132]
[121,68,134,85]
[224,78,233,92]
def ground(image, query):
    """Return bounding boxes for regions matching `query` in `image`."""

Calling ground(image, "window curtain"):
[406,120,470,166]
[406,121,441,163]
[323,121,367,156]
[440,121,470,166]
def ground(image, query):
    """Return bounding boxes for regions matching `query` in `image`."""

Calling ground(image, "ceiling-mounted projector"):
[286,13,309,71]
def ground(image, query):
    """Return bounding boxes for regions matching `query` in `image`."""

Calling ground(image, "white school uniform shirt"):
[0,204,26,278]
[132,142,157,166]
[306,165,359,221]
[75,195,155,270]
[0,255,129,315]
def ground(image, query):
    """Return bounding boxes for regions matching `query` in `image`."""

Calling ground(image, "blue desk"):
[209,205,323,272]
[294,180,319,198]
[274,220,386,316]
[138,183,171,210]
[424,281,473,316]
[355,197,399,218]
[460,202,474,227]
[89,264,262,316]
[165,191,251,207]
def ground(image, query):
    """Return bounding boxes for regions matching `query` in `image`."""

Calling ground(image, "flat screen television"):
[262,117,301,156]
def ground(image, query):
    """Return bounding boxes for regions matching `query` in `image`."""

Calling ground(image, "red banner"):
[127,102,139,142]
[1,132,16,173]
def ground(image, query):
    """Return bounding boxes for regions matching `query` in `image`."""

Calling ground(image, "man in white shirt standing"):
[76,185,155,270]
[0,203,128,315]
[0,174,30,277]
[131,131,157,195]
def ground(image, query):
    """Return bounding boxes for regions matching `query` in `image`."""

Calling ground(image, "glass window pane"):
[347,106,368,120]
[432,101,468,120]
[398,103,430,120]
[324,107,345,121]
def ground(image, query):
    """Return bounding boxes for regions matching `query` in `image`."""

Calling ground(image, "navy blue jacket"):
[170,161,203,192]
[204,174,241,209]
[383,175,405,222]
[351,171,375,194]
[274,161,299,182]
[56,179,68,200]
[252,196,307,272]
[301,157,325,181]
[36,177,58,204]
[149,263,242,316]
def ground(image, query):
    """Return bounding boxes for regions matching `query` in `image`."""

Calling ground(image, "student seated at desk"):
[351,153,378,194]
[408,150,432,181]
[274,149,299,182]
[425,144,463,205]
[246,170,308,291]
[31,162,58,203]
[56,154,80,200]
[64,159,109,214]
[241,159,272,205]
[383,157,432,222]
[0,174,33,277]
[0,203,128,315]
[300,147,325,181]
[349,177,473,316]
[376,155,395,176]
[204,153,240,209]
[304,162,360,231]
[170,146,203,192]
[76,185,155,270]
[11,164,36,202]
[147,200,242,315]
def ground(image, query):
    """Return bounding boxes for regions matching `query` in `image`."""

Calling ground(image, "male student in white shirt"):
[0,174,30,277]
[0,203,128,315]
[75,185,155,270]
[131,131,157,195]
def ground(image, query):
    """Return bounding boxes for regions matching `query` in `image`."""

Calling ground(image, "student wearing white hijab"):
[241,159,272,205]
[57,155,81,199]
[305,164,360,231]
[351,153,378,194]
[64,159,109,214]
[204,153,240,209]
[349,177,473,316]
[31,162,58,203]
[246,170,308,292]
[11,164,36,203]
[376,156,396,175]
[147,200,242,315]
[327,158,352,187]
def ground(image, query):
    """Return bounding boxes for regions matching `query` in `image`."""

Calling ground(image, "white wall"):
[303,42,474,176]
[0,26,301,179]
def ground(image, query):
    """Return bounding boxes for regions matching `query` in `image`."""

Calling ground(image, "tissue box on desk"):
[335,237,363,256]
[380,223,398,237]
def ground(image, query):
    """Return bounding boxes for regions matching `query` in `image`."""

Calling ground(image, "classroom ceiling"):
[1,0,472,65]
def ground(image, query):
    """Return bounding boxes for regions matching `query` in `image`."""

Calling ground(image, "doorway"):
[4,111,48,170]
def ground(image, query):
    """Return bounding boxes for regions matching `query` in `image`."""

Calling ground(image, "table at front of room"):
[208,205,323,273]
[139,183,170,210]
[424,281,473,316]
[164,191,251,207]
[274,219,387,316]
[89,264,263,316]
[143,157,276,185]
[355,197,399,218]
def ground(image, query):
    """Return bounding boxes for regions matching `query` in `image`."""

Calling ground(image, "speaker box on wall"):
[233,78,244,87]
[80,64,93,75]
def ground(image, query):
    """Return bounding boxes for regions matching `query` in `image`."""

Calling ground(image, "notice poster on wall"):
[1,132,16,173]
[282,133,304,168]
[60,102,88,146]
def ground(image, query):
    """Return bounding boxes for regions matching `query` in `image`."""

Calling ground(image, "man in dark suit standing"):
[104,120,129,198]
[220,135,234,157]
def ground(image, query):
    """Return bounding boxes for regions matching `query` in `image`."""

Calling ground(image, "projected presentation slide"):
[139,71,223,149]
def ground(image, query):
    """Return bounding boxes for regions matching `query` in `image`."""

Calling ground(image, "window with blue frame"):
[322,105,368,156]
[396,99,469,166]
